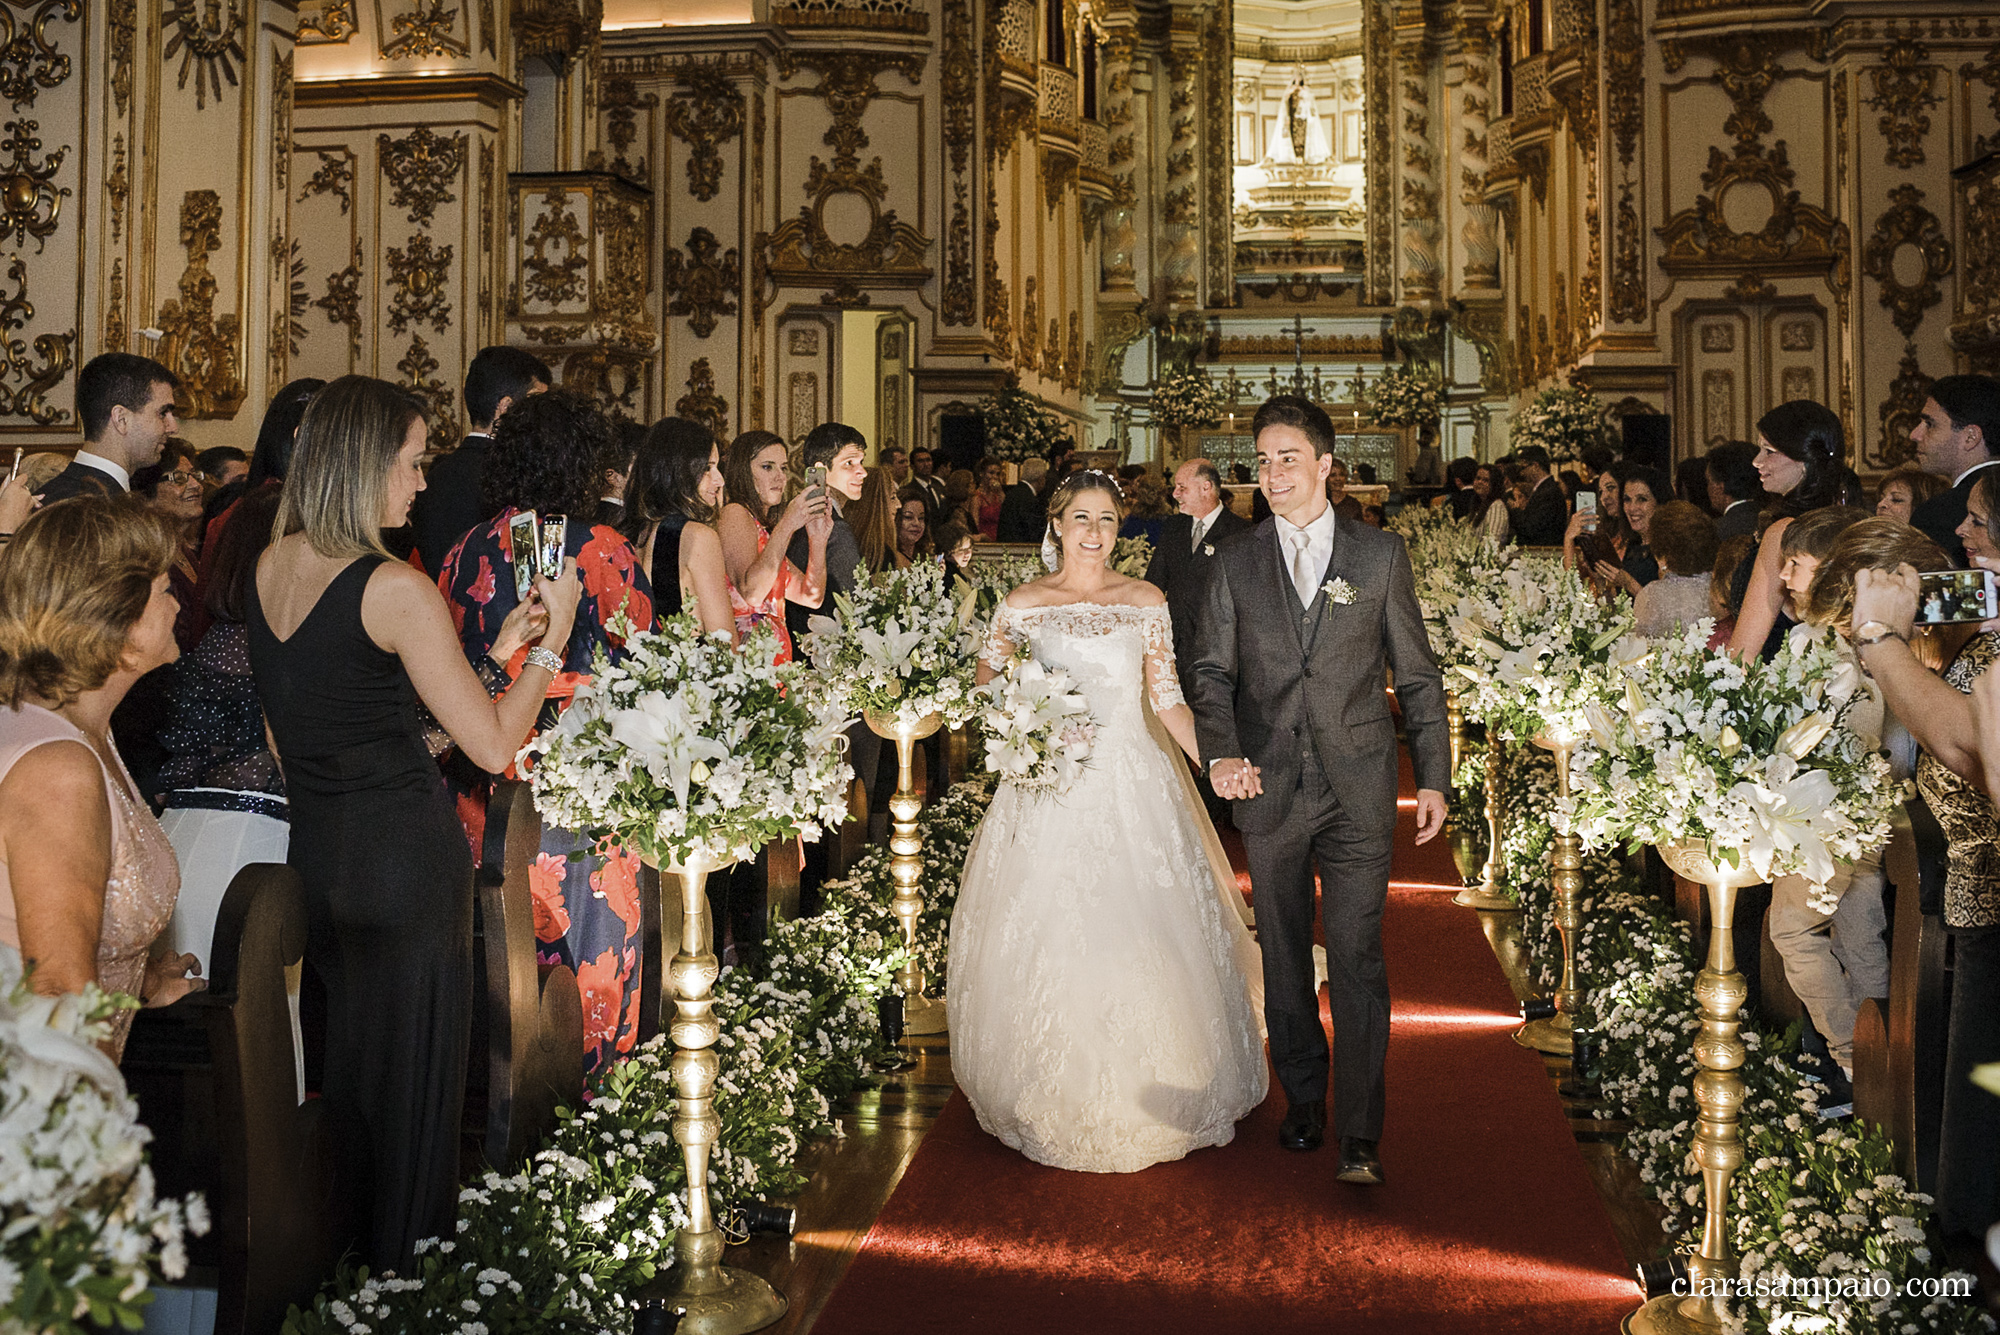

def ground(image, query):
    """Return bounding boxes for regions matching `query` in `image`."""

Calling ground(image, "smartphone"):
[508,509,539,600]
[1916,568,1999,625]
[804,462,828,495]
[1576,491,1598,518]
[539,515,568,584]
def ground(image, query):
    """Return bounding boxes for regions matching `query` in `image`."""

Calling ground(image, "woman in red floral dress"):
[437,391,654,1071]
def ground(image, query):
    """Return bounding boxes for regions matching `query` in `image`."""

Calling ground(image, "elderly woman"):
[0,495,202,1059]
[1630,501,1719,637]
[1847,480,2000,1254]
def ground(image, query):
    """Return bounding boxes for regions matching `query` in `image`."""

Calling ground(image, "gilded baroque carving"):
[1862,37,1939,170]
[317,243,363,356]
[379,125,467,226]
[983,182,1010,360]
[1701,323,1735,353]
[676,358,729,437]
[109,0,135,117]
[1018,277,1040,367]
[382,0,464,60]
[386,232,453,335]
[164,0,245,110]
[106,133,127,244]
[1043,315,1061,382]
[296,1,356,43]
[1779,320,1815,351]
[769,49,931,282]
[299,149,352,213]
[664,65,742,203]
[0,119,64,251]
[273,51,294,193]
[1702,369,1735,447]
[1877,350,1929,468]
[1203,9,1233,302]
[1974,44,2000,159]
[1062,312,1081,392]
[1781,367,1813,402]
[595,191,652,349]
[0,256,67,423]
[1363,0,1394,305]
[663,227,740,339]
[1098,33,1137,293]
[1396,45,1439,302]
[514,0,600,75]
[1726,273,1778,303]
[1954,161,2000,373]
[1158,47,1200,303]
[479,140,495,330]
[0,0,79,111]
[397,333,456,441]
[520,187,588,309]
[1861,184,1952,340]
[480,0,494,53]
[602,76,657,183]
[155,190,245,419]
[1606,0,1645,322]
[103,257,125,354]
[941,0,976,323]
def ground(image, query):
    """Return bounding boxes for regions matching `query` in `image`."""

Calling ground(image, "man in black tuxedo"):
[1190,397,1450,1186]
[996,456,1049,542]
[1511,445,1570,546]
[1908,374,2000,567]
[34,353,180,508]
[411,345,550,576]
[907,446,948,524]
[1705,441,1763,542]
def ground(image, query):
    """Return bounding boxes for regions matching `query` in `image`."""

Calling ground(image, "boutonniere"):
[1324,576,1358,606]
[1202,543,1215,556]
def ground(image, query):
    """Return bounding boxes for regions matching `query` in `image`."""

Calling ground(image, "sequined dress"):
[947,601,1267,1173]
[0,703,180,1059]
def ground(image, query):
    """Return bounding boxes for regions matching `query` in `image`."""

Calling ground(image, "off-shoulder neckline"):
[999,600,1166,614]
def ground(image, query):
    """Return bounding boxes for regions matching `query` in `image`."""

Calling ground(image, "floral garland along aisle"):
[1416,517,1992,1335]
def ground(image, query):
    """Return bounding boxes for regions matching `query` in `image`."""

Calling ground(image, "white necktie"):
[1288,529,1316,608]
[1191,515,1206,553]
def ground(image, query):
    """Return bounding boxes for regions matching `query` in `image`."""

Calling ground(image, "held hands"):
[1211,757,1263,800]
[1851,564,1921,642]
[533,557,584,648]
[1413,789,1447,845]
[142,951,206,1008]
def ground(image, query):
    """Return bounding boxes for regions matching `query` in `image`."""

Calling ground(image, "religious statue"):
[1269,66,1334,166]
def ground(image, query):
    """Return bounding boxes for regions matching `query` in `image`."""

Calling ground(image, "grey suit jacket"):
[1189,516,1451,837]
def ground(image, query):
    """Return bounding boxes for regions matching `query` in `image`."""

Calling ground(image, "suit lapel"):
[1301,519,1343,654]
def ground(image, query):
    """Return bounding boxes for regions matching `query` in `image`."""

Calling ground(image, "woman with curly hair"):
[622,418,734,639]
[437,389,655,1072]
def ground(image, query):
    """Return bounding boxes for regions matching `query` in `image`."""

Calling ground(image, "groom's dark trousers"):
[1188,515,1450,1144]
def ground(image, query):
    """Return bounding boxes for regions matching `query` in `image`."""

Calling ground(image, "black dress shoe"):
[1278,1099,1325,1152]
[1337,1137,1383,1184]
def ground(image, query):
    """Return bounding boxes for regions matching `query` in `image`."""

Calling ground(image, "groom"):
[1189,395,1451,1185]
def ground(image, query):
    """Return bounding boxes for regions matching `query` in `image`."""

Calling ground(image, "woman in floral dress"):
[437,391,654,1071]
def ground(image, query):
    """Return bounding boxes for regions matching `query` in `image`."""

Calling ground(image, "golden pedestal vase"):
[1515,733,1586,1057]
[1623,838,1765,1335]
[865,706,948,1035]
[1454,732,1520,912]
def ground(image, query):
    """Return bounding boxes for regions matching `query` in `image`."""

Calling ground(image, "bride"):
[947,469,1268,1173]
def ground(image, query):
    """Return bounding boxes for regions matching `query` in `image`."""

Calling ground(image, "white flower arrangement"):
[1365,363,1444,428]
[522,616,854,870]
[1444,556,1635,746]
[975,389,1071,463]
[1509,385,1604,463]
[1562,621,1901,897]
[0,948,208,1335]
[1110,534,1153,579]
[805,561,981,733]
[1150,368,1227,428]
[975,654,1096,795]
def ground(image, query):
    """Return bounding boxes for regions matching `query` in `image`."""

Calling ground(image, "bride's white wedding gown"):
[948,601,1269,1173]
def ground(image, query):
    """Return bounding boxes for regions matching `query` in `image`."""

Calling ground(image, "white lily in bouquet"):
[1391,505,1517,691]
[0,950,208,1335]
[1560,621,1901,900]
[521,616,854,869]
[1445,557,1633,744]
[804,560,981,732]
[975,652,1097,795]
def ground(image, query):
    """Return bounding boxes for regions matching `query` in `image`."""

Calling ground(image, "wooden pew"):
[1853,811,1949,1191]
[125,863,367,1335]
[471,781,584,1170]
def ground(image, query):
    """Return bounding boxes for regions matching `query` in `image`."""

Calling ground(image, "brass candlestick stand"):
[1454,734,1519,911]
[1446,688,1465,776]
[865,707,947,1035]
[1516,735,1583,1056]
[653,853,786,1335]
[1623,839,1762,1335]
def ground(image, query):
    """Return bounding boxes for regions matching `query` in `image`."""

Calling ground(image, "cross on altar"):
[1283,316,1316,394]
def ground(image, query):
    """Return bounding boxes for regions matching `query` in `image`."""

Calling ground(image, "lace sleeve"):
[1141,606,1186,712]
[980,604,1022,672]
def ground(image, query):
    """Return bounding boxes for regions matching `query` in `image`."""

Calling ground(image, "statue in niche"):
[1269,66,1333,165]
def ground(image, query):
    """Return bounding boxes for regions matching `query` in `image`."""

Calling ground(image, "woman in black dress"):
[620,417,733,635]
[246,376,581,1269]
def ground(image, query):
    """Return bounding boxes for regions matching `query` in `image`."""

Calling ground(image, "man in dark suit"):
[1908,374,2000,567]
[1511,445,1570,546]
[1705,441,1764,542]
[907,446,948,524]
[34,353,180,507]
[1190,396,1450,1186]
[596,417,643,530]
[996,456,1049,542]
[411,345,551,576]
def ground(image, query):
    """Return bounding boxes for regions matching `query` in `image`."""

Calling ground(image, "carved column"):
[1099,33,1138,292]
[1161,45,1202,305]
[1455,18,1501,291]
[1397,33,1441,303]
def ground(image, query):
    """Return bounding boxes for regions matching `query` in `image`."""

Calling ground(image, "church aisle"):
[807,768,1643,1334]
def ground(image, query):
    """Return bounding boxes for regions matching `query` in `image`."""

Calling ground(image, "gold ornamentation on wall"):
[514,0,599,75]
[382,0,465,60]
[0,0,79,111]
[316,246,361,354]
[1606,0,1645,322]
[1877,349,1929,467]
[0,256,69,423]
[1862,37,1938,170]
[940,0,975,324]
[1973,44,2000,160]
[1953,159,2000,374]
[602,76,657,184]
[1042,315,1060,381]
[1018,276,1039,367]
[676,358,728,437]
[273,50,294,194]
[1062,312,1081,392]
[379,125,466,226]
[480,0,494,54]
[663,227,739,339]
[103,257,125,354]
[983,180,1010,360]
[397,333,456,440]
[154,190,245,419]
[299,149,352,213]
[109,0,135,117]
[663,64,742,203]
[164,0,245,111]
[1861,184,1952,340]
[478,140,494,331]
[296,0,356,43]
[520,186,588,308]
[386,232,453,334]
[594,190,651,349]
[105,132,127,244]
[0,118,66,251]
[1202,9,1233,302]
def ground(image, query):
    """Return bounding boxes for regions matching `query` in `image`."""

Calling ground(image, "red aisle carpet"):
[809,760,1642,1335]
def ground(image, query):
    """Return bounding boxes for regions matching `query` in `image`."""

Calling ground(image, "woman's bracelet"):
[524,645,563,674]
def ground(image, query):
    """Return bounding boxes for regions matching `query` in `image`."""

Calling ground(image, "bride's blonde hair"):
[1043,470,1127,571]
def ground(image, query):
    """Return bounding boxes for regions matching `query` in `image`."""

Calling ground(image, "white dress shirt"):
[1189,503,1221,551]
[71,450,131,491]
[1953,458,2000,488]
[1274,502,1336,606]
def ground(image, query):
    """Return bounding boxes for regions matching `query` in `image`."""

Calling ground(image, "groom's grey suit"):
[1189,514,1450,1140]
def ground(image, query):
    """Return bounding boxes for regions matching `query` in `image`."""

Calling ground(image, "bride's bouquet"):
[804,561,980,731]
[975,653,1096,795]
[0,950,208,1334]
[1561,622,1901,903]
[523,616,854,868]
